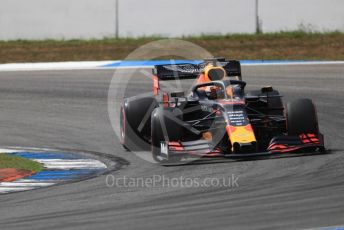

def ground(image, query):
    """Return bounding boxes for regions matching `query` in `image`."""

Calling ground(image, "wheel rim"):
[120,107,125,144]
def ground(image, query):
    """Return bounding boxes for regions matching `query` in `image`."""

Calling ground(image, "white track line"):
[0,148,24,153]
[0,187,36,193]
[0,61,118,72]
[0,179,56,194]
[0,181,55,187]
[34,159,107,169]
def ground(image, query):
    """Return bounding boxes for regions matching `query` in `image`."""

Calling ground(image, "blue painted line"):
[239,60,320,64]
[100,59,324,68]
[101,60,201,68]
[26,169,103,180]
[11,151,105,181]
[12,152,87,159]
[321,227,344,230]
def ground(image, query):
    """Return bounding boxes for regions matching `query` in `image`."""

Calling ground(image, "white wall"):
[0,0,117,40]
[260,0,344,32]
[118,0,255,37]
[0,0,343,40]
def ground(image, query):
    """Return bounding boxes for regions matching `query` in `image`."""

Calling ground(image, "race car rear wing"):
[152,59,241,80]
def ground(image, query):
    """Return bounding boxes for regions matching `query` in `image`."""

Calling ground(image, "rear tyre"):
[287,98,318,135]
[151,107,183,163]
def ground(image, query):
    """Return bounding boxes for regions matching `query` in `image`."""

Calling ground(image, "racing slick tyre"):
[246,90,283,116]
[286,98,319,135]
[120,96,158,151]
[151,107,183,163]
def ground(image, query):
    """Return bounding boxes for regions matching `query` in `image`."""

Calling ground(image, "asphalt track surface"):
[0,64,343,230]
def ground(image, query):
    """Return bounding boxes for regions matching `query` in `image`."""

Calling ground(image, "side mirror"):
[261,86,273,93]
[170,91,185,98]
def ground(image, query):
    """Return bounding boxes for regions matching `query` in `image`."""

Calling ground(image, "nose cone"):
[226,125,257,153]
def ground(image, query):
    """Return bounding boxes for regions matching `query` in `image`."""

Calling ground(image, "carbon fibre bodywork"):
[120,59,325,161]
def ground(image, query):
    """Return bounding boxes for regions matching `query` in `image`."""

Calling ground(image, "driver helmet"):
[204,64,226,82]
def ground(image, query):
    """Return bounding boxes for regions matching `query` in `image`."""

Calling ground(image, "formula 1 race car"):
[120,58,325,163]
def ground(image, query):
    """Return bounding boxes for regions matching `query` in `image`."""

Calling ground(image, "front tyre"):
[287,98,319,135]
[151,107,183,163]
[120,97,158,151]
[120,105,130,150]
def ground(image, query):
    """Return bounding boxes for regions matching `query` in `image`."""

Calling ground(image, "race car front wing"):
[267,133,324,153]
[160,133,325,159]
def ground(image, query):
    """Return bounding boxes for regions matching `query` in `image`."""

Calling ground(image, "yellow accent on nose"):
[226,125,256,146]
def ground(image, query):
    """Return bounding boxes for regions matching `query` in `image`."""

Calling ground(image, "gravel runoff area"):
[0,32,344,63]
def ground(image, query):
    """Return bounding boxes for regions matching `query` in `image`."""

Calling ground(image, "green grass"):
[0,153,44,172]
[0,31,344,63]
